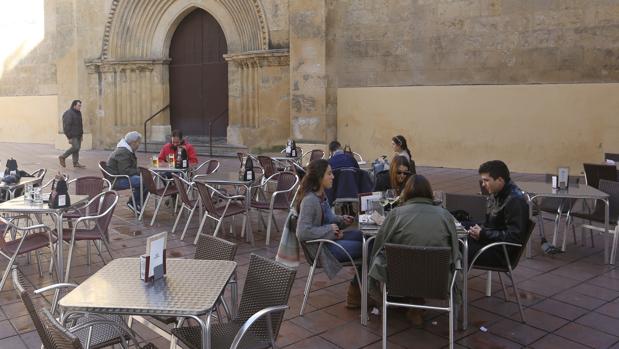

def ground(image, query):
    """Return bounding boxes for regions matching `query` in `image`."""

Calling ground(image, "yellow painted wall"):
[338,84,619,174]
[0,95,58,144]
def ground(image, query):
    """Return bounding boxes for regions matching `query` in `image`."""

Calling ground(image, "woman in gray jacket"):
[295,159,362,308]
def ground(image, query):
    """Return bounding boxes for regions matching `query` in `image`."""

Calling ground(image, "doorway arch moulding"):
[85,0,289,149]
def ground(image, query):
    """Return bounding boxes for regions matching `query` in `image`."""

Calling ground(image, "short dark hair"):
[328,141,341,153]
[478,160,510,182]
[70,100,82,108]
[400,174,433,201]
[171,129,183,139]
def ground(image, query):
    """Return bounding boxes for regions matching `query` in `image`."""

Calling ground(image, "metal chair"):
[172,174,200,239]
[604,153,619,162]
[250,172,299,246]
[99,161,139,218]
[570,179,619,264]
[443,193,487,224]
[0,219,53,292]
[138,167,179,225]
[257,156,278,180]
[12,267,148,349]
[382,244,459,349]
[584,163,617,189]
[299,239,362,315]
[468,219,536,323]
[63,176,112,221]
[193,181,247,245]
[59,191,118,282]
[302,149,325,166]
[192,159,221,179]
[352,151,364,164]
[171,254,296,349]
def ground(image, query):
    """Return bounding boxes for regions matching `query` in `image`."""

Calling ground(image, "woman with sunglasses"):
[374,155,415,194]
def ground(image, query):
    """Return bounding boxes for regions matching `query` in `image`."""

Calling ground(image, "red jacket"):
[158,142,198,165]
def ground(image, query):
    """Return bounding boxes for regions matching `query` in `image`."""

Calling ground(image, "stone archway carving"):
[86,0,289,149]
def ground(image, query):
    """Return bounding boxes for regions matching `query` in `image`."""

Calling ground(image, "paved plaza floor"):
[0,143,618,348]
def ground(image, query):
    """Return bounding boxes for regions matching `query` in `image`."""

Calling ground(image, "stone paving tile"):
[2,143,619,348]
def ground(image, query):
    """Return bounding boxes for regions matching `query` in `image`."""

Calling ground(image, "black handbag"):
[49,176,71,208]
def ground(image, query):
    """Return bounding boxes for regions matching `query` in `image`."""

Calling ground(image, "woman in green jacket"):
[368,174,460,326]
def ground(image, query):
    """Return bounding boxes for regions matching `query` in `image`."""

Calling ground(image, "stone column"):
[85,59,170,149]
[289,0,330,143]
[224,50,290,149]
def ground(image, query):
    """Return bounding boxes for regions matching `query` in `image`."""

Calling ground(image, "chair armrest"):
[230,305,289,349]
[468,241,522,272]
[34,283,78,294]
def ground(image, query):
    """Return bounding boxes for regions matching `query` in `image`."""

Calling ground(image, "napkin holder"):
[140,251,167,282]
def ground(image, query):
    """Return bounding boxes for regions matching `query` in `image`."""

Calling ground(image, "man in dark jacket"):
[328,141,358,170]
[107,131,143,213]
[468,160,530,266]
[59,100,85,168]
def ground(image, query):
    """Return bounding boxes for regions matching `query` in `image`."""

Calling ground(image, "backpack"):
[2,158,20,184]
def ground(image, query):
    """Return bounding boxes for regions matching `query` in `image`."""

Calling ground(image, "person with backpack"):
[58,100,86,168]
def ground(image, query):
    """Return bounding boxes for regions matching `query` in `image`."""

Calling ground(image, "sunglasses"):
[397,171,411,175]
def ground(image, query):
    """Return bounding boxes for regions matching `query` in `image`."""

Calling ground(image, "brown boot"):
[406,308,424,328]
[346,284,361,309]
[58,156,66,168]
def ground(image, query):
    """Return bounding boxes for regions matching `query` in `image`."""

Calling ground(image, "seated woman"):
[392,135,413,161]
[368,174,460,327]
[374,155,415,194]
[295,159,364,308]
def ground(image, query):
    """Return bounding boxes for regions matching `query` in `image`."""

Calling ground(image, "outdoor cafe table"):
[0,176,41,200]
[193,173,255,245]
[0,194,89,283]
[59,258,237,349]
[359,221,470,329]
[518,181,614,264]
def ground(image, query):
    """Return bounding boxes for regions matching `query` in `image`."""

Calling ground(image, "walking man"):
[59,100,85,168]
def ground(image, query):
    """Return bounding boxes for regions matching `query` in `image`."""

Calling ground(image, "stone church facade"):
[1,0,619,172]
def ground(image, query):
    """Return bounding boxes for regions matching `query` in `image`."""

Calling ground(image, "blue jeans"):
[114,175,143,206]
[327,230,363,262]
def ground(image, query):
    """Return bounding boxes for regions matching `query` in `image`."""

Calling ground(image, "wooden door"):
[169,9,228,136]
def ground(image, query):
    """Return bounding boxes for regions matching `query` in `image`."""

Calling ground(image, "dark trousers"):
[467,238,508,268]
[60,136,82,164]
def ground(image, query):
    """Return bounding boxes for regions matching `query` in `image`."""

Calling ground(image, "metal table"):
[0,177,41,200]
[0,194,89,283]
[518,181,614,264]
[59,258,237,349]
[194,174,255,245]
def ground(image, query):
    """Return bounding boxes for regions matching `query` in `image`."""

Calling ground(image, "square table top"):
[0,194,89,214]
[59,258,236,316]
[518,181,609,200]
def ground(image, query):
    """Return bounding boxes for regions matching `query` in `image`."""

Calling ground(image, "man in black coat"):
[467,160,530,266]
[59,100,85,168]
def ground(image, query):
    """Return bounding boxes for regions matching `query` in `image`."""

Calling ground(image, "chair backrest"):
[352,151,364,162]
[327,167,360,204]
[71,177,109,213]
[257,156,277,178]
[384,244,452,300]
[605,153,619,162]
[172,174,194,207]
[31,168,47,186]
[308,149,325,164]
[584,163,617,189]
[236,254,296,343]
[508,219,536,269]
[598,180,619,223]
[194,234,238,261]
[275,172,299,203]
[138,167,159,194]
[194,181,217,213]
[443,193,487,223]
[98,161,114,182]
[93,191,119,241]
[40,308,83,349]
[196,159,220,176]
[12,268,54,349]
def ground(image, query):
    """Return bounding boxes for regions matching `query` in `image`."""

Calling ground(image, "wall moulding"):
[224,49,289,67]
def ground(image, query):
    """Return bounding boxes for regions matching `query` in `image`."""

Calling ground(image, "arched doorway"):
[169,8,228,137]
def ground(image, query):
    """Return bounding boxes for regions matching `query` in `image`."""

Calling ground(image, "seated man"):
[157,129,198,166]
[468,160,530,266]
[328,141,359,170]
[107,131,144,213]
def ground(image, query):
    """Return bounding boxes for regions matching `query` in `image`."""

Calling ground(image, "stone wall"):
[334,0,619,87]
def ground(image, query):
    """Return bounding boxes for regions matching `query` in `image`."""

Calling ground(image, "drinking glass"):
[24,184,32,203]
[371,200,385,217]
[167,154,174,168]
[33,187,43,205]
[385,189,397,205]
[152,155,158,167]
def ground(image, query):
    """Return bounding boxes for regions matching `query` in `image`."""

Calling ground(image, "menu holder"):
[140,232,168,282]
[557,167,569,190]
